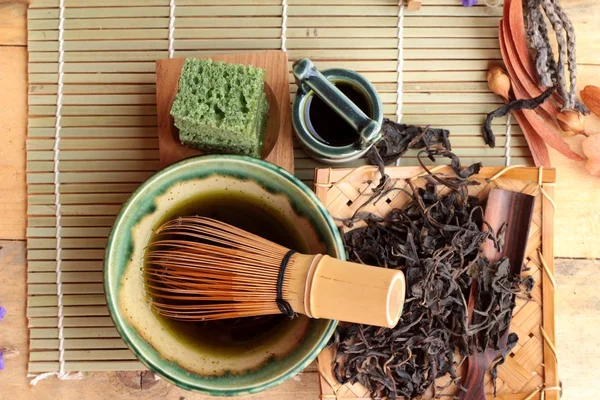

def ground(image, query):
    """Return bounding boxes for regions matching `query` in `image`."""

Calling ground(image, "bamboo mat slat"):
[26,0,533,377]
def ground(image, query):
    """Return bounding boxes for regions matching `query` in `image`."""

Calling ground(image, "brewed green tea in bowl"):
[105,155,343,395]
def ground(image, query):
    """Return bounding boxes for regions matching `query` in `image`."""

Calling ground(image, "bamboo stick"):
[402,38,499,49]
[401,114,514,125]
[297,149,531,167]
[29,317,115,328]
[29,84,157,95]
[404,49,501,60]
[28,17,283,30]
[28,294,107,307]
[403,71,487,82]
[27,171,153,184]
[403,27,499,38]
[294,154,533,174]
[292,135,526,149]
[28,62,156,73]
[28,18,168,31]
[28,283,104,295]
[29,52,168,63]
[29,349,137,362]
[287,16,397,27]
[30,338,127,350]
[405,5,503,17]
[404,16,503,28]
[319,166,555,185]
[29,73,156,84]
[28,272,103,284]
[29,41,169,52]
[27,204,123,216]
[290,82,398,93]
[28,306,108,318]
[287,5,398,16]
[289,0,398,4]
[29,7,170,19]
[28,127,158,137]
[30,0,284,6]
[288,60,396,71]
[28,193,133,205]
[28,227,111,238]
[28,360,145,373]
[27,138,158,150]
[28,115,157,128]
[30,105,157,116]
[27,182,141,194]
[176,17,282,28]
[29,30,168,42]
[293,158,535,181]
[541,184,558,399]
[175,5,283,16]
[402,60,492,71]
[27,150,158,161]
[402,103,505,114]
[403,81,491,92]
[28,260,105,271]
[29,205,119,219]
[30,28,284,41]
[285,27,397,38]
[413,0,494,4]
[29,93,156,105]
[286,38,397,49]
[27,237,108,249]
[403,93,502,103]
[289,71,397,83]
[288,49,398,60]
[28,217,117,228]
[376,95,396,105]
[28,249,106,260]
[26,3,288,19]
[28,160,159,173]
[180,0,282,4]
[29,327,121,339]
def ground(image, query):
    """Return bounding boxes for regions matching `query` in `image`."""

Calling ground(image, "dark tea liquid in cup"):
[304,81,372,147]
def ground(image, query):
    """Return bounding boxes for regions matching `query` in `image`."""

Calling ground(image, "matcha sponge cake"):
[170,58,269,157]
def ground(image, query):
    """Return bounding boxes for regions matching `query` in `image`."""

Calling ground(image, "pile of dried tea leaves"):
[368,119,451,166]
[329,121,533,399]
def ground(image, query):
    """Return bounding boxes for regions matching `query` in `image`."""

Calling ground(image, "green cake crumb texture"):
[170,58,269,157]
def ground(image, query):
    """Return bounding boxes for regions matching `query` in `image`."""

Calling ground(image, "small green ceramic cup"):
[104,155,343,396]
[292,58,383,164]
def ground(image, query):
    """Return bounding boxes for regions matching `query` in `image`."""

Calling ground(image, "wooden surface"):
[155,51,294,172]
[0,0,599,398]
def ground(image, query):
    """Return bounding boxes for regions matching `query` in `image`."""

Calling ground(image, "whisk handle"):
[305,255,405,328]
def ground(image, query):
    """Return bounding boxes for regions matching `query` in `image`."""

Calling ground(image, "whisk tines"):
[143,216,296,321]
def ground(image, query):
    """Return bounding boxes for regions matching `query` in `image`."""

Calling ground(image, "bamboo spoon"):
[143,216,406,328]
[459,189,535,400]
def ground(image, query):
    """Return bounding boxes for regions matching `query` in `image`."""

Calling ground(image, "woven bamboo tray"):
[25,0,536,378]
[314,166,558,400]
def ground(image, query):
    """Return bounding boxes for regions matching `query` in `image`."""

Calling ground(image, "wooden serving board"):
[314,166,558,400]
[155,51,294,172]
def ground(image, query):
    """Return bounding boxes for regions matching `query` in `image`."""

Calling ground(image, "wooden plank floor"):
[0,0,599,398]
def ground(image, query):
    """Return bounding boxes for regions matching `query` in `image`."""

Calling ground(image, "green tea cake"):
[170,58,269,157]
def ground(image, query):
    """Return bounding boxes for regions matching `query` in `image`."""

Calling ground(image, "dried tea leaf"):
[328,143,534,399]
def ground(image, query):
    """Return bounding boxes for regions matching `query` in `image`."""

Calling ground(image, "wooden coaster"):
[155,51,294,172]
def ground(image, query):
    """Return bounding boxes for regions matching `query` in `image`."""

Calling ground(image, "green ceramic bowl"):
[104,155,342,396]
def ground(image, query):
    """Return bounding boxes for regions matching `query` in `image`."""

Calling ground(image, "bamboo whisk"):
[143,217,406,328]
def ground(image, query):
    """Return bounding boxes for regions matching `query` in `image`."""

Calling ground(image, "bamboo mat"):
[26,0,533,376]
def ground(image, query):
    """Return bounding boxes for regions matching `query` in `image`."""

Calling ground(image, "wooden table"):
[0,0,599,398]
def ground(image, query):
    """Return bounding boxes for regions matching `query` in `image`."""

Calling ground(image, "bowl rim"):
[104,154,342,396]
